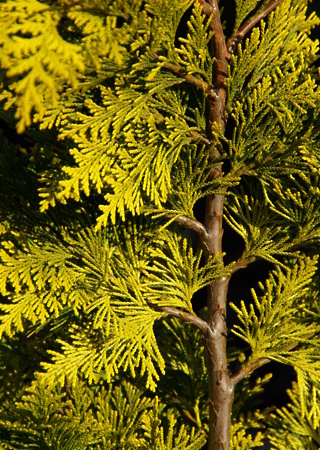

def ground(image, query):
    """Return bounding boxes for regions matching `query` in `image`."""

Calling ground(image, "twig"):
[151,52,217,97]
[166,214,208,237]
[196,0,216,16]
[147,300,210,334]
[227,0,285,55]
[231,256,257,274]
[230,334,313,385]
[231,357,271,385]
[187,130,211,146]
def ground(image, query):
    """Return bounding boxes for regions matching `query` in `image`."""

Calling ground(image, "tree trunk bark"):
[197,1,285,447]
[206,278,234,449]
[200,0,233,444]
[203,190,234,449]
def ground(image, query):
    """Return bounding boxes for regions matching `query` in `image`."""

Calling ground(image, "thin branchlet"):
[146,300,210,334]
[227,0,285,55]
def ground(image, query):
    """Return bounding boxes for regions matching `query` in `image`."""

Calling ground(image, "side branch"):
[227,0,285,55]
[231,357,271,385]
[188,130,211,146]
[166,214,208,237]
[45,226,83,259]
[147,301,210,334]
[151,52,217,97]
[196,0,216,17]
[231,256,257,274]
[231,337,315,385]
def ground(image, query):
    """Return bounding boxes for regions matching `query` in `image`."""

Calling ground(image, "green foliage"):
[0,377,206,449]
[224,182,295,266]
[0,0,85,133]
[1,0,320,448]
[230,414,265,450]
[0,212,228,391]
[155,318,209,430]
[227,0,320,112]
[231,256,319,358]
[268,381,320,448]
[231,256,320,428]
[165,1,213,81]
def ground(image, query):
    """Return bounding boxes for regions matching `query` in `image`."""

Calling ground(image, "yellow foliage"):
[0,0,85,132]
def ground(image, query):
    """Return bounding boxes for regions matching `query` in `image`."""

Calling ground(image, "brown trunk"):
[197,1,285,447]
[206,278,234,450]
[203,190,234,449]
[202,0,233,445]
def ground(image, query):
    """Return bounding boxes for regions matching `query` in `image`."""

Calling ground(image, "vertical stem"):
[206,279,234,449]
[200,1,234,448]
[196,1,284,447]
[203,190,234,450]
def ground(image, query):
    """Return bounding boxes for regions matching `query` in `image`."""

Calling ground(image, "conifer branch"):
[166,214,208,237]
[188,131,211,146]
[231,256,257,274]
[151,52,217,96]
[151,113,211,145]
[231,357,271,385]
[227,0,285,55]
[231,336,316,386]
[196,0,216,17]
[146,301,209,334]
[44,226,81,259]
[161,60,212,92]
[1,1,320,448]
